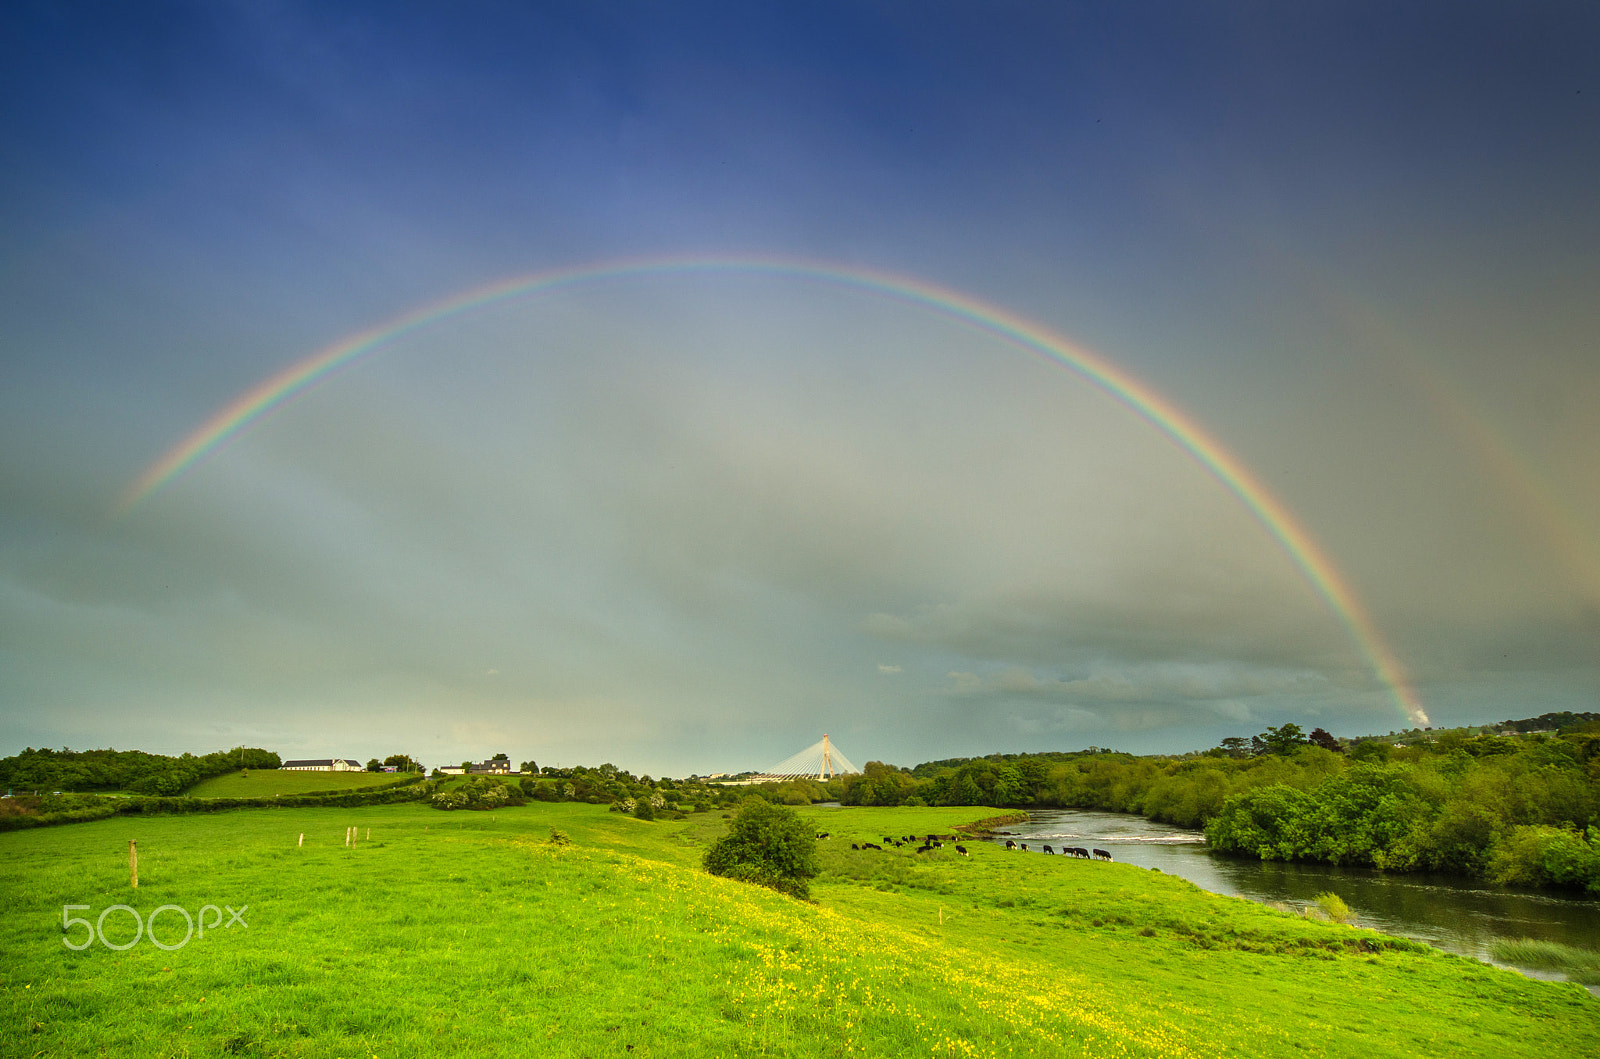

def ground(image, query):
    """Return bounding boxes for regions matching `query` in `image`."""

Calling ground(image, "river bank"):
[993,807,1600,992]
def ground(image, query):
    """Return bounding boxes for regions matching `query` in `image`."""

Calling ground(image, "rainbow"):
[114,254,1427,726]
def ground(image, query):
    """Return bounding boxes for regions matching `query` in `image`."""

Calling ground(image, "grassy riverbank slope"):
[1,802,1594,1057]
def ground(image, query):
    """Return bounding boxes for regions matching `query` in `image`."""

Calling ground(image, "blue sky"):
[3,1,1597,775]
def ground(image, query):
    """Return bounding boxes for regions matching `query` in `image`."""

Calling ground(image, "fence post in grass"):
[298,833,304,847]
[366,828,370,841]
[345,826,350,848]
[129,839,138,889]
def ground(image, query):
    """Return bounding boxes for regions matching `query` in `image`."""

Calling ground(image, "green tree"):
[366,758,382,772]
[1350,740,1392,763]
[1257,724,1309,756]
[703,797,818,900]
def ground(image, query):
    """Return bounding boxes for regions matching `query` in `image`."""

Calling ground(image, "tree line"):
[814,717,1600,895]
[0,746,280,795]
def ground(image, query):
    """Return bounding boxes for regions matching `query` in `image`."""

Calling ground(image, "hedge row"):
[0,777,434,831]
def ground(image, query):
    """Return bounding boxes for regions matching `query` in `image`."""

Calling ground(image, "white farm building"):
[280,758,363,772]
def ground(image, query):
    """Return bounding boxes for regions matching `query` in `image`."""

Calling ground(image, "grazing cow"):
[1042,844,1055,854]
[865,842,881,850]
[955,845,969,857]
[1004,839,1016,850]
[1020,843,1029,851]
[1093,848,1112,861]
[851,843,860,850]
[817,832,830,839]
[916,844,933,854]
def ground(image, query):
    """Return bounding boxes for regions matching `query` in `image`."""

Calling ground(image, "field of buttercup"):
[2,801,1595,1057]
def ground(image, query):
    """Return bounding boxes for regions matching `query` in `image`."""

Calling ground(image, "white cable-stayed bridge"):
[727,734,861,783]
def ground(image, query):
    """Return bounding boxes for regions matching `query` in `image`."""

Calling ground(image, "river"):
[988,808,1600,992]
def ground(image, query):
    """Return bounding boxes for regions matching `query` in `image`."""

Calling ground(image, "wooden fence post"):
[129,839,138,889]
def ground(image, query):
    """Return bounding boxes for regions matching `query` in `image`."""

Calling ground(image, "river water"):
[988,808,1600,991]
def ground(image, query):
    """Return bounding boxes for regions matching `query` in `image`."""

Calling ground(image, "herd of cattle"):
[817,831,1112,862]
[1003,839,1112,860]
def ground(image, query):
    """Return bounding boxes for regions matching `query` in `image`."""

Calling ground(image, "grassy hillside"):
[1,802,1594,1057]
[186,769,418,798]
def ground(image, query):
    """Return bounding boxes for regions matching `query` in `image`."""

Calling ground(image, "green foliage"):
[1314,892,1353,924]
[1489,825,1600,894]
[1350,739,1393,763]
[1257,723,1310,756]
[703,797,818,899]
[1205,784,1319,860]
[0,746,280,795]
[429,777,522,812]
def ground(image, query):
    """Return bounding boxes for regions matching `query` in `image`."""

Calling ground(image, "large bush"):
[703,797,818,900]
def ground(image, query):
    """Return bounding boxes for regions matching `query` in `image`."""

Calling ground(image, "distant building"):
[281,758,362,772]
[468,759,512,775]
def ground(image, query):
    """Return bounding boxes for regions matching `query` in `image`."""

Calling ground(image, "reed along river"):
[988,808,1600,993]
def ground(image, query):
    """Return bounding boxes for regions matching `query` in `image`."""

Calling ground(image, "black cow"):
[955,845,969,857]
[916,844,933,854]
[1093,848,1112,861]
[1042,844,1055,854]
[1020,843,1029,851]
[1004,839,1016,850]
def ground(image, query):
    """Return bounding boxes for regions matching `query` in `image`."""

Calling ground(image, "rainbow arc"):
[113,254,1426,726]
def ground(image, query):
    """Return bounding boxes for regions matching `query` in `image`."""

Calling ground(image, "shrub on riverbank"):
[703,796,818,899]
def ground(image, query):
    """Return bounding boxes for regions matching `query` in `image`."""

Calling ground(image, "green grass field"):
[186,770,420,798]
[1,801,1595,1057]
